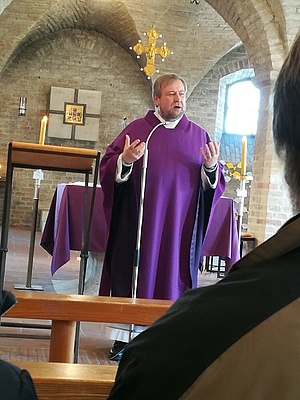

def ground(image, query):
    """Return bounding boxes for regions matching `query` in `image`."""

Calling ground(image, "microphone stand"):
[129,121,165,341]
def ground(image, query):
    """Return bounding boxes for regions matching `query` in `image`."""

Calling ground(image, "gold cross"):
[131,26,171,77]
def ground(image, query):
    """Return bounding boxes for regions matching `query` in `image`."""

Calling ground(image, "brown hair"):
[273,34,300,155]
[153,74,187,98]
[273,34,300,211]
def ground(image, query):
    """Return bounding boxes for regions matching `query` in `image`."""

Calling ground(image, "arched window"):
[224,79,260,135]
[215,69,260,141]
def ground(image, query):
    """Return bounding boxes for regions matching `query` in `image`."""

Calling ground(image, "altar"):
[41,185,240,277]
[201,196,240,274]
[41,183,109,276]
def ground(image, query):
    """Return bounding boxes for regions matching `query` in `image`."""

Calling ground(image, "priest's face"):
[154,79,186,121]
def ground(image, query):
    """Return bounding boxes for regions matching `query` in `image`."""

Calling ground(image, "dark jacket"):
[108,214,300,399]
[0,290,38,400]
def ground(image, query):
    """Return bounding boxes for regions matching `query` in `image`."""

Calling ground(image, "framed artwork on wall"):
[64,103,86,125]
[48,87,102,141]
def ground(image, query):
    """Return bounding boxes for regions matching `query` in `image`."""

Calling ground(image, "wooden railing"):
[4,290,173,363]
[14,361,117,400]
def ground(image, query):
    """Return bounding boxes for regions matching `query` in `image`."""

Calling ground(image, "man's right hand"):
[122,134,146,164]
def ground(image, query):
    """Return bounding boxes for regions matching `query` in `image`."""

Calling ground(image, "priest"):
[99,73,225,360]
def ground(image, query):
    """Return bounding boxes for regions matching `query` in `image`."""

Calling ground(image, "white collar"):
[154,110,183,129]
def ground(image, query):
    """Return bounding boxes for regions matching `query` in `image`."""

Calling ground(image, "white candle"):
[39,116,48,145]
[241,136,247,177]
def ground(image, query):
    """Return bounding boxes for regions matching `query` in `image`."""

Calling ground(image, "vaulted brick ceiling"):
[0,0,290,87]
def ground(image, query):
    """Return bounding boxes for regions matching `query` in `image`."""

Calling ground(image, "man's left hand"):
[200,142,220,169]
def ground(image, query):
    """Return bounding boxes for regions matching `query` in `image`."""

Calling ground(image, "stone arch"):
[205,0,288,82]
[214,53,252,140]
[0,0,143,78]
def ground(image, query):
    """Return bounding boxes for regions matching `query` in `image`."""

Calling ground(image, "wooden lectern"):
[0,141,100,293]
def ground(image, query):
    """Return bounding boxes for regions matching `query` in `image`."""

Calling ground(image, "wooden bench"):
[14,361,117,400]
[4,290,173,363]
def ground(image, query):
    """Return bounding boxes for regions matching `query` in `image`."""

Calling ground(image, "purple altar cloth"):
[41,187,239,276]
[201,197,240,273]
[40,184,109,275]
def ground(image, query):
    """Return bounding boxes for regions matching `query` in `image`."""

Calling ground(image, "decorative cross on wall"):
[131,25,172,77]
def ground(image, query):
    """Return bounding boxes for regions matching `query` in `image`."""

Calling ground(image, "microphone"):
[131,121,166,300]
[142,121,166,173]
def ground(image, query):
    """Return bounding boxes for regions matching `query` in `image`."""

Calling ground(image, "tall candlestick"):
[39,116,48,145]
[241,135,247,177]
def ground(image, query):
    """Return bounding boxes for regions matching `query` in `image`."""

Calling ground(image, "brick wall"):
[0,29,256,228]
[0,29,152,226]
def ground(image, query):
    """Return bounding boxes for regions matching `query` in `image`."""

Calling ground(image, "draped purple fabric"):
[41,184,108,275]
[201,197,240,273]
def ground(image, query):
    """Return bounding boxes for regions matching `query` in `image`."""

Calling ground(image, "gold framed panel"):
[64,103,86,125]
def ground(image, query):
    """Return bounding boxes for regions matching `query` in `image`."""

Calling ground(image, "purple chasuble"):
[99,111,225,301]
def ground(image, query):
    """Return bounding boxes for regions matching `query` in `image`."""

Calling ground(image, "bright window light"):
[224,80,260,135]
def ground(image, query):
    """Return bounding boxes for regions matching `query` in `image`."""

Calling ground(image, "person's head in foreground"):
[107,34,300,400]
[273,34,300,213]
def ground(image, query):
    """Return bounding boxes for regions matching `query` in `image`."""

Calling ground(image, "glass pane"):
[225,80,260,135]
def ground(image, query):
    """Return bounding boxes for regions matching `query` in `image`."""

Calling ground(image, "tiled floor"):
[0,226,220,365]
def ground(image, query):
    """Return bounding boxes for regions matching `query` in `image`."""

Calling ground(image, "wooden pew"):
[4,290,173,363]
[14,361,117,400]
